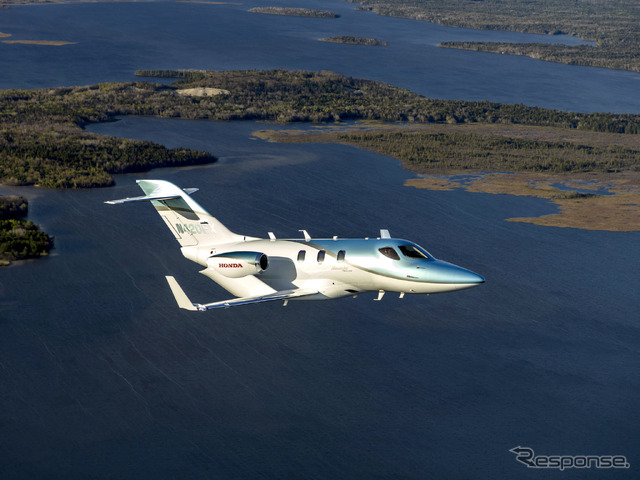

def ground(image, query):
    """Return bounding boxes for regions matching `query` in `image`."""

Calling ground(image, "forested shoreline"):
[248,7,339,18]
[319,36,388,46]
[0,196,53,266]
[347,0,640,73]
[3,1,640,72]
[292,129,640,174]
[3,69,640,190]
[1,68,639,258]
[136,69,640,133]
[0,82,218,188]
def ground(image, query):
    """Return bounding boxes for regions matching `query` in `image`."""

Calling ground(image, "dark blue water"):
[1,117,638,479]
[2,0,640,113]
[1,1,640,478]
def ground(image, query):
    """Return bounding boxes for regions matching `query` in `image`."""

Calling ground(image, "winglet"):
[165,276,197,311]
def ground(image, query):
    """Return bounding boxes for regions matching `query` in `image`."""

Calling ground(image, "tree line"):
[0,196,53,265]
[2,69,640,189]
[248,7,339,18]
[135,69,640,133]
[333,130,640,174]
[347,0,640,72]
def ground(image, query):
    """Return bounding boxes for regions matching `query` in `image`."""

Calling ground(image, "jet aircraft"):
[107,180,484,310]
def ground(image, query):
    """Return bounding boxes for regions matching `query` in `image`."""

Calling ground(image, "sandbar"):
[176,87,230,97]
[406,172,640,231]
[2,40,77,46]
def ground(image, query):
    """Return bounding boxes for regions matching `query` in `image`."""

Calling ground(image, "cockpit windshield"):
[398,244,432,260]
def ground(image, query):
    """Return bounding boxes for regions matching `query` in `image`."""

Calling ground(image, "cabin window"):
[379,247,400,260]
[297,250,306,262]
[337,250,346,262]
[399,244,431,260]
[317,250,326,264]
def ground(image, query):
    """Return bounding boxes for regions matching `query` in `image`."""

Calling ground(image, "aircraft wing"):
[165,276,318,311]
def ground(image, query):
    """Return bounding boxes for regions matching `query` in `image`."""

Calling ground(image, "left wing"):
[165,276,318,311]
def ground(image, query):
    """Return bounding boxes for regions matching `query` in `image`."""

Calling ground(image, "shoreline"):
[319,36,388,47]
[253,125,640,232]
[345,0,640,73]
[405,171,640,232]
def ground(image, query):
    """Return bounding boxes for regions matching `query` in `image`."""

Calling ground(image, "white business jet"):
[107,180,484,310]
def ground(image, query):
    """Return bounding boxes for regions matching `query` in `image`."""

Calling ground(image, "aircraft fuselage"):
[182,236,484,301]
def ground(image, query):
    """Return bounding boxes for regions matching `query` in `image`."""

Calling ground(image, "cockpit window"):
[379,247,400,260]
[399,244,431,260]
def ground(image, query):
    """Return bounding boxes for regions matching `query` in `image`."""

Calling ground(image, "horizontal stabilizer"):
[166,276,198,311]
[165,276,318,311]
[105,188,198,205]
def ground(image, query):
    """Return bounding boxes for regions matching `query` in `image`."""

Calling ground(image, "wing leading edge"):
[165,276,318,310]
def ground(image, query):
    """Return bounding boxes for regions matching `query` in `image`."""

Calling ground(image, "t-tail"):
[105,179,242,247]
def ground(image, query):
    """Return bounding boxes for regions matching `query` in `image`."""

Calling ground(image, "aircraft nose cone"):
[456,268,485,285]
[422,260,485,286]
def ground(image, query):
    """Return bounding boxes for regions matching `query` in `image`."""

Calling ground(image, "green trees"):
[347,0,640,72]
[137,69,640,132]
[2,69,640,189]
[0,82,217,188]
[248,7,340,18]
[333,131,639,173]
[0,196,53,265]
[0,195,27,219]
[319,36,388,46]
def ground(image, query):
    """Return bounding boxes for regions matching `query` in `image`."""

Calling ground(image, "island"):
[0,196,53,266]
[346,0,640,73]
[319,36,388,46]
[4,0,640,72]
[2,68,639,231]
[0,81,219,188]
[248,7,339,19]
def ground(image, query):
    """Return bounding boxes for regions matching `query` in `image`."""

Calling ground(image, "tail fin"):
[106,180,240,247]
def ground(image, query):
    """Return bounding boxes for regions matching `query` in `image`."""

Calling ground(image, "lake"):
[1,1,639,478]
[1,0,640,113]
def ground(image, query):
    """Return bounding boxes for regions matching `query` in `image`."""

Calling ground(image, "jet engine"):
[207,251,269,278]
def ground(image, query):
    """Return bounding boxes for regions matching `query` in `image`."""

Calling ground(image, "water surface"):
[1,2,639,477]
[1,117,638,478]
[1,0,640,112]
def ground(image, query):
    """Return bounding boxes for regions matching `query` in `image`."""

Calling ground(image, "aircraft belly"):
[200,267,276,298]
[374,276,478,294]
[262,261,370,296]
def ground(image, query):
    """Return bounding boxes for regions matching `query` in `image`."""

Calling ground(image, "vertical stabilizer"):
[106,180,241,247]
[136,180,241,247]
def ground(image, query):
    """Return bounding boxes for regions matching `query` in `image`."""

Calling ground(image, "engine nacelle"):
[207,251,269,278]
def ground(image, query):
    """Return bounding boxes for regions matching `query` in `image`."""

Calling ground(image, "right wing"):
[165,276,318,311]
